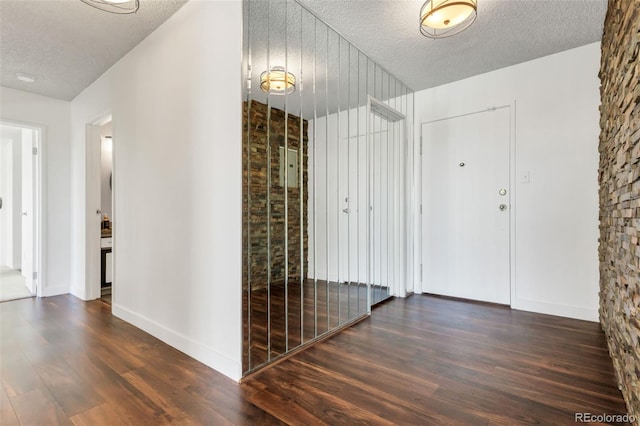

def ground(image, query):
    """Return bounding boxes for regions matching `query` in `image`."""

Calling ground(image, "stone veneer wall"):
[599,0,640,419]
[242,100,309,291]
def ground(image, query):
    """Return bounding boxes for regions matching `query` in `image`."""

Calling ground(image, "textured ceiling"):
[0,0,188,101]
[1,0,606,102]
[298,0,607,92]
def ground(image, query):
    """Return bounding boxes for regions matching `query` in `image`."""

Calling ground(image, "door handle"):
[342,208,350,214]
[499,204,507,211]
[96,209,102,215]
[22,211,27,216]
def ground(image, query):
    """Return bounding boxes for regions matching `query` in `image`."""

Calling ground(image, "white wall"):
[0,87,72,296]
[0,139,13,267]
[0,127,25,271]
[70,0,243,381]
[414,42,601,321]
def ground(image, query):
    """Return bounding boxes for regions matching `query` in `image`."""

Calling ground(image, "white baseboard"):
[69,285,88,300]
[112,303,242,382]
[511,298,599,322]
[42,284,70,297]
[415,290,599,322]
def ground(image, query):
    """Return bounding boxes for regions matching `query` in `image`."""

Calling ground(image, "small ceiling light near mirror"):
[16,73,36,83]
[260,66,296,95]
[80,0,139,14]
[420,0,477,39]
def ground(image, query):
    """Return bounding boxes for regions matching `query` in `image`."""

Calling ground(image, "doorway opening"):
[86,116,114,304]
[0,122,42,302]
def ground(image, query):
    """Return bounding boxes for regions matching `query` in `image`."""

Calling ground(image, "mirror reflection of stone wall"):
[242,0,414,375]
[242,100,309,366]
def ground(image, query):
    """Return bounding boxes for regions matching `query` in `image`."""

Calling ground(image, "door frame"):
[85,113,113,301]
[417,104,516,306]
[0,119,44,297]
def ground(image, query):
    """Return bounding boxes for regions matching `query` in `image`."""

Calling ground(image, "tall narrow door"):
[20,129,34,294]
[421,108,510,304]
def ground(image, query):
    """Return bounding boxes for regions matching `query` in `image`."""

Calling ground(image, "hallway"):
[0,267,32,303]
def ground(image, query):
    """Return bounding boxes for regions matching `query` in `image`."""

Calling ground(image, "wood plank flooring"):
[0,294,630,425]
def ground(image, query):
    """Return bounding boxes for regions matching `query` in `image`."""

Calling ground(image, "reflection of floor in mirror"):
[0,267,33,302]
[243,279,390,373]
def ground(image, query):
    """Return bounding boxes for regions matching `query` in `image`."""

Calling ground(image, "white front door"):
[421,107,510,304]
[20,129,34,294]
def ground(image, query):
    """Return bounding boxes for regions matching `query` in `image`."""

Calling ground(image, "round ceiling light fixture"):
[80,0,139,14]
[260,66,296,95]
[419,0,477,39]
[16,72,36,83]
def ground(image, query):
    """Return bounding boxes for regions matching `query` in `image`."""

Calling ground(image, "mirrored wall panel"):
[242,0,414,375]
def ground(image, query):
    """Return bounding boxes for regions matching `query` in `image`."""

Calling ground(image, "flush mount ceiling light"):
[420,0,477,39]
[260,66,296,95]
[80,0,139,14]
[16,72,36,83]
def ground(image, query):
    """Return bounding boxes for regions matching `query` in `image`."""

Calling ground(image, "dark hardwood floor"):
[0,294,630,425]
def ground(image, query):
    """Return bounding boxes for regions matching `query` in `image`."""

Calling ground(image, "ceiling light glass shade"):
[420,0,477,39]
[16,72,36,83]
[260,66,296,95]
[80,0,139,14]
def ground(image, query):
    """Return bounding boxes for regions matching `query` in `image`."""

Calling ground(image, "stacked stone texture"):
[599,0,640,420]
[242,100,309,291]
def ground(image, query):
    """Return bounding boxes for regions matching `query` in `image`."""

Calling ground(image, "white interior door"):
[87,124,102,300]
[20,129,34,294]
[339,135,366,285]
[421,108,510,304]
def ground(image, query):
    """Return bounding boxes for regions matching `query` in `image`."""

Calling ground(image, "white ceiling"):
[298,0,607,92]
[0,0,188,101]
[0,0,606,102]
